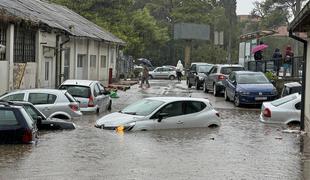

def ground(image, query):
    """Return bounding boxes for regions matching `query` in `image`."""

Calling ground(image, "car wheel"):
[107,101,112,111]
[169,75,175,80]
[213,84,219,96]
[195,80,200,90]
[203,82,208,93]
[224,89,229,101]
[187,80,192,88]
[234,95,241,107]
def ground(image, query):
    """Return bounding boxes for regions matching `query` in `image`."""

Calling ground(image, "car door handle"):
[177,121,184,124]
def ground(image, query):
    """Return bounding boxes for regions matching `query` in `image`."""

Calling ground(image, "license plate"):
[255,97,267,101]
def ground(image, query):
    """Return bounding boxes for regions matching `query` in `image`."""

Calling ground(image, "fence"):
[247,56,303,78]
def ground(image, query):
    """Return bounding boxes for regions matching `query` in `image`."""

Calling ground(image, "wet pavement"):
[0,80,308,180]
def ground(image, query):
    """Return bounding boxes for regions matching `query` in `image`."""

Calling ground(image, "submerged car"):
[187,62,213,90]
[281,82,301,97]
[203,64,244,96]
[0,101,38,144]
[224,71,278,107]
[0,89,82,120]
[12,101,76,130]
[260,93,301,126]
[59,80,112,114]
[95,97,220,131]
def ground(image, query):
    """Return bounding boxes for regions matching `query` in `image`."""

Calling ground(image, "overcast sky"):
[236,0,263,15]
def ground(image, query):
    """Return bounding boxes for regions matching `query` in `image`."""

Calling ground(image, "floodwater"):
[0,80,306,180]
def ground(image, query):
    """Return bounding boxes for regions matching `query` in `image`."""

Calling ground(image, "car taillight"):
[69,104,79,111]
[218,75,225,80]
[22,129,33,143]
[263,108,271,118]
[88,96,95,107]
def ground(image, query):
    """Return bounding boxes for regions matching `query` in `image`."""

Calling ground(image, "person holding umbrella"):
[252,42,268,72]
[138,60,151,88]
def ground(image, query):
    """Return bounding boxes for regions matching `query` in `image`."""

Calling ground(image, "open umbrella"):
[137,58,153,67]
[252,44,268,53]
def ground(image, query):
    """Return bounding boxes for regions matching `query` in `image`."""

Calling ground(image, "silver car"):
[149,67,176,80]
[260,93,301,126]
[59,80,112,114]
[0,89,82,120]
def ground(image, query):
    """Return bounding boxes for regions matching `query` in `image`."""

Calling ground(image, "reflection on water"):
[302,135,310,180]
[0,109,303,180]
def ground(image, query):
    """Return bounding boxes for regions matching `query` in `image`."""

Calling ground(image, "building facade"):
[0,0,124,95]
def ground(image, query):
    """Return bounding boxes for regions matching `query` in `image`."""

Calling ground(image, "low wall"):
[0,61,8,95]
[13,63,37,90]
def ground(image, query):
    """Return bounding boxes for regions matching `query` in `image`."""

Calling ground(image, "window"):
[64,49,70,80]
[100,55,107,68]
[14,26,36,63]
[229,73,236,82]
[0,109,18,126]
[94,84,100,97]
[185,101,206,114]
[158,101,183,118]
[1,93,25,101]
[220,67,244,75]
[59,85,90,98]
[211,67,218,74]
[0,24,7,61]
[77,54,86,67]
[190,64,196,71]
[45,62,49,81]
[28,93,57,105]
[90,55,96,68]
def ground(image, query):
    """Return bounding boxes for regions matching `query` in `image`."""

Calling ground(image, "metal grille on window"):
[0,24,7,61]
[14,26,36,63]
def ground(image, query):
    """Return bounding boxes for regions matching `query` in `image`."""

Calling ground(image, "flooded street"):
[0,80,306,180]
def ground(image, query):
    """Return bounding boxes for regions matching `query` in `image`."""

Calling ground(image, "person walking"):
[140,64,150,88]
[283,45,294,77]
[272,48,282,73]
[176,60,184,82]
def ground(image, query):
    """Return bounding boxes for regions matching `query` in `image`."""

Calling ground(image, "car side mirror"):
[157,113,169,122]
[37,116,43,126]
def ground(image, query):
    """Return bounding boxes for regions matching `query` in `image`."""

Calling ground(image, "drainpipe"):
[55,35,60,88]
[289,30,308,131]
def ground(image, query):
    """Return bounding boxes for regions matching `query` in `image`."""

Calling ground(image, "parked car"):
[59,80,112,114]
[95,97,220,131]
[281,82,301,97]
[0,89,82,120]
[149,67,177,80]
[203,64,244,96]
[187,62,213,90]
[11,101,76,130]
[260,93,301,126]
[224,71,278,107]
[0,101,38,144]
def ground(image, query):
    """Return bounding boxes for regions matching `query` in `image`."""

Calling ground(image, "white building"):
[0,0,125,95]
[288,1,310,134]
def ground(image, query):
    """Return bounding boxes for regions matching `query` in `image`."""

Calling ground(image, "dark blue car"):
[224,71,278,107]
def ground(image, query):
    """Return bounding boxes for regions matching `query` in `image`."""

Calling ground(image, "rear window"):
[0,109,18,126]
[28,93,57,105]
[220,67,244,75]
[271,94,298,107]
[59,85,91,98]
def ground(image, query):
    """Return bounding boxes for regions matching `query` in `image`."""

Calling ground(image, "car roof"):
[61,79,97,86]
[145,97,210,103]
[191,62,212,66]
[5,89,66,94]
[284,82,301,87]
[215,64,243,67]
[234,71,262,75]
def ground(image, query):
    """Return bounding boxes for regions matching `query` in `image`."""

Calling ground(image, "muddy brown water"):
[0,80,306,180]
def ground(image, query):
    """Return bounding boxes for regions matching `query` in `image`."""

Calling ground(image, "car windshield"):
[271,93,298,107]
[197,65,212,73]
[121,99,165,116]
[59,85,91,98]
[220,67,244,75]
[237,74,270,84]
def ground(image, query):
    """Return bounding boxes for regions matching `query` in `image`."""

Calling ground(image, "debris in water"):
[282,129,300,134]
[275,137,282,140]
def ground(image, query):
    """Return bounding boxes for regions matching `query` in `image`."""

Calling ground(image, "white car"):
[95,97,221,131]
[59,80,112,114]
[149,67,177,80]
[260,93,301,125]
